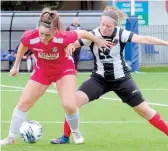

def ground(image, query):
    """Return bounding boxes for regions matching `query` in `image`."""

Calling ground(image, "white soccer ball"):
[19,120,43,143]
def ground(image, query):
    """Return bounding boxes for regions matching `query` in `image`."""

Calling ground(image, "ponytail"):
[39,7,64,31]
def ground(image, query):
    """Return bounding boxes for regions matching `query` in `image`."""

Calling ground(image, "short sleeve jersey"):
[78,27,134,81]
[21,30,78,69]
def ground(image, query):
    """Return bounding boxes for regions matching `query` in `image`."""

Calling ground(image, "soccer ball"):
[19,120,43,143]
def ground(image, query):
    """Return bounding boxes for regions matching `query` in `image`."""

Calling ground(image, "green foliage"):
[1,1,63,11]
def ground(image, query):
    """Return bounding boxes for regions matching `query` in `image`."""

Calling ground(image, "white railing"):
[138,25,168,66]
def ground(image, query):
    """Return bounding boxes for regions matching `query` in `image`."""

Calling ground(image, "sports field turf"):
[1,72,168,151]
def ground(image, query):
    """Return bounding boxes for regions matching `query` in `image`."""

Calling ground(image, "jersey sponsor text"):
[38,52,59,60]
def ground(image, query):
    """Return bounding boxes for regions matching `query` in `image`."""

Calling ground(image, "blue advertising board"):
[107,1,148,25]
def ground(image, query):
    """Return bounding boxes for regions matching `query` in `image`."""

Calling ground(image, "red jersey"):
[21,29,78,69]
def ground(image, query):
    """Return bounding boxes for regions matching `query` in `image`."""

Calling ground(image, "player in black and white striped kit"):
[79,26,132,81]
[51,6,168,144]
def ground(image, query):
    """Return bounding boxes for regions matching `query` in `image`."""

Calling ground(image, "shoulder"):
[64,30,77,36]
[116,27,123,33]
[92,27,99,34]
[117,27,132,34]
[22,30,38,40]
[53,31,77,44]
[91,27,102,38]
[21,30,39,46]
[55,30,77,37]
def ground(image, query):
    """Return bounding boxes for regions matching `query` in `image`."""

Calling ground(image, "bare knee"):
[62,102,77,114]
[17,98,35,112]
[76,91,89,108]
[133,101,156,120]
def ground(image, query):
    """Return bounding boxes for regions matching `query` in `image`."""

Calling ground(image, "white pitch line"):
[1,84,168,91]
[141,88,168,91]
[0,120,151,124]
[0,89,22,92]
[1,72,168,75]
[100,96,168,107]
[1,84,168,107]
[0,84,58,93]
[0,85,24,89]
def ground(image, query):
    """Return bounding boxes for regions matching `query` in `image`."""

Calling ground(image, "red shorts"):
[30,59,76,85]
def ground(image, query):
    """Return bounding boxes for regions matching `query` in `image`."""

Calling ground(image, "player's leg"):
[56,74,85,144]
[0,80,49,145]
[73,48,81,70]
[63,91,89,137]
[50,90,89,144]
[26,56,32,72]
[133,102,168,136]
[114,76,168,136]
[50,74,110,144]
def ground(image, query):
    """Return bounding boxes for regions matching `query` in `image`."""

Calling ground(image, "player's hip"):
[30,59,76,85]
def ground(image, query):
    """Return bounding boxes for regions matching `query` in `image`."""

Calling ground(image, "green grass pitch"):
[1,72,168,151]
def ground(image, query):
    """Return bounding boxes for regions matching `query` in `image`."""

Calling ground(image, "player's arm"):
[13,43,28,68]
[9,43,28,76]
[64,40,81,56]
[131,34,168,45]
[65,37,93,56]
[65,31,93,56]
[75,30,113,49]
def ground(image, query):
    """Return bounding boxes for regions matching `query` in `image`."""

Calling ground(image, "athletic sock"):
[149,112,168,136]
[8,107,27,139]
[63,119,71,137]
[65,110,79,133]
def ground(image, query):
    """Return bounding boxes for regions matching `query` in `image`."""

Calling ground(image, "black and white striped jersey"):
[79,27,134,81]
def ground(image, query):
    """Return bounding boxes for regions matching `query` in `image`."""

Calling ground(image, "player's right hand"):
[64,43,76,56]
[9,66,18,76]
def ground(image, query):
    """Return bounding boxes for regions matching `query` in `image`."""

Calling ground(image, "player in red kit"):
[0,8,113,145]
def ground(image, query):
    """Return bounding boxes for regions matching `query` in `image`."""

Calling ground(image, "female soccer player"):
[51,6,168,144]
[0,9,112,145]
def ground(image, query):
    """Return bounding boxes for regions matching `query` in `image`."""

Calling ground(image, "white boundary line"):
[1,84,168,91]
[0,120,156,124]
[1,72,168,75]
[99,97,168,107]
[1,84,168,107]
[1,120,168,124]
[0,90,22,92]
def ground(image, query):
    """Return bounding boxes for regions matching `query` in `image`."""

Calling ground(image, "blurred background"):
[1,0,168,72]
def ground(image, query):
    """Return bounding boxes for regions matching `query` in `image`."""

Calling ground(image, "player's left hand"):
[64,44,76,56]
[9,66,18,76]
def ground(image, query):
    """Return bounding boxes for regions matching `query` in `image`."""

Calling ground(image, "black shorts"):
[78,73,144,107]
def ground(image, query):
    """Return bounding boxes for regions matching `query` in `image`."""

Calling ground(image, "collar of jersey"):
[98,27,117,40]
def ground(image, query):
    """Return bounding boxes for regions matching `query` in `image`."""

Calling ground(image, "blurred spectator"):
[14,44,36,72]
[66,17,83,70]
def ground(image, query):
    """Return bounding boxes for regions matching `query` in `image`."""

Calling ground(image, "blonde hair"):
[104,6,127,23]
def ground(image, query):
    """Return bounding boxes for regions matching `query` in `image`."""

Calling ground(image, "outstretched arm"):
[131,34,168,45]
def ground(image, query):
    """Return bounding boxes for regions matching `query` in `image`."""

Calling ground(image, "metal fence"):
[138,25,168,66]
